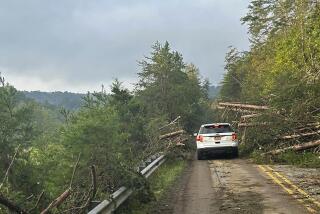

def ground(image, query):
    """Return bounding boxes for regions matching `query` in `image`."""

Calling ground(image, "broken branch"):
[0,144,21,190]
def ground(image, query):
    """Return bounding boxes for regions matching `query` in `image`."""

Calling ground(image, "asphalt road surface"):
[154,157,319,214]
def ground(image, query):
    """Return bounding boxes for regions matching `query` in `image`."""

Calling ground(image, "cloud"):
[0,0,250,92]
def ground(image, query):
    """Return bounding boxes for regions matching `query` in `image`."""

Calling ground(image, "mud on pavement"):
[152,157,317,214]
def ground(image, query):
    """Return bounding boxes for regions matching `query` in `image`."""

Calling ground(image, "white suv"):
[195,123,238,160]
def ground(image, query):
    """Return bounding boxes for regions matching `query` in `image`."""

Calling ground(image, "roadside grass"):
[115,158,186,214]
[250,150,320,168]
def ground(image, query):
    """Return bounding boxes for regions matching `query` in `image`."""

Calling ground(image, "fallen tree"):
[238,122,271,128]
[240,114,261,120]
[159,130,185,140]
[217,106,255,113]
[279,130,320,140]
[218,102,269,110]
[264,140,320,155]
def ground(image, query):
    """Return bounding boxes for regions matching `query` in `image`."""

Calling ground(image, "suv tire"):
[197,150,203,160]
[233,148,239,158]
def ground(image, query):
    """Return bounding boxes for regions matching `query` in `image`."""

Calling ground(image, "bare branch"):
[90,165,97,199]
[0,145,21,190]
[28,191,44,212]
[69,153,81,189]
[159,116,181,130]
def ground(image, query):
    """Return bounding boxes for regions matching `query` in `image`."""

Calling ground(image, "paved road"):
[169,158,318,214]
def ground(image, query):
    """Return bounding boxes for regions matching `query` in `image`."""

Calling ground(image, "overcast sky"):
[0,0,250,92]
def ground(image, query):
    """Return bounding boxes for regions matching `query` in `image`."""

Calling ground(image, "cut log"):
[279,130,320,140]
[218,102,269,110]
[265,140,320,155]
[159,130,185,140]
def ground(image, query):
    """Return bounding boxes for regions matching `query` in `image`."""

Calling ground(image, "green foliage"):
[275,151,320,168]
[219,0,320,165]
[137,41,212,132]
[148,158,186,199]
[251,150,320,168]
[116,159,186,214]
[0,41,212,213]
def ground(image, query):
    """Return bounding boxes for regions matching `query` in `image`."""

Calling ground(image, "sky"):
[0,0,250,92]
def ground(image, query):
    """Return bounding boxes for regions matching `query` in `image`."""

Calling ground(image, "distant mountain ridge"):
[208,85,221,99]
[23,91,84,110]
[23,85,220,110]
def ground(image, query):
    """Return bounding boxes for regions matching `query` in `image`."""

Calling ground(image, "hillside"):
[208,85,221,99]
[23,91,84,110]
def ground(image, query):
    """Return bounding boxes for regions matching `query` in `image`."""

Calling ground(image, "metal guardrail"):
[88,155,165,214]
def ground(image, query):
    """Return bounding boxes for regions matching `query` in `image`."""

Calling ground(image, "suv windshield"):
[199,125,233,134]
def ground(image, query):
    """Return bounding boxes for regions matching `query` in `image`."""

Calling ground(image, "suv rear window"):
[199,125,233,134]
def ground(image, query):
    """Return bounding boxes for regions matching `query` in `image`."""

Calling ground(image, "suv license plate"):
[214,136,221,140]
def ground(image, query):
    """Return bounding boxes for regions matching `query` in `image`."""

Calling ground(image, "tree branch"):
[0,145,21,190]
[0,193,28,214]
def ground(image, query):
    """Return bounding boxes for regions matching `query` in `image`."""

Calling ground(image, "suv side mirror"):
[193,133,198,137]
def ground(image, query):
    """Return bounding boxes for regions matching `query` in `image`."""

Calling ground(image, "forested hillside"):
[23,91,84,110]
[23,85,219,109]
[0,42,213,213]
[218,0,320,165]
[208,85,221,99]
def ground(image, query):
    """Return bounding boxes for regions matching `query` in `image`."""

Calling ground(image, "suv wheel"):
[233,148,239,158]
[197,150,203,160]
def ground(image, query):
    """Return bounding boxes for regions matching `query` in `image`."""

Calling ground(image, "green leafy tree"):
[137,41,212,132]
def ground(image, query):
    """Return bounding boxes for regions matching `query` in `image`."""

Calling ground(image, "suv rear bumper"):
[197,146,237,155]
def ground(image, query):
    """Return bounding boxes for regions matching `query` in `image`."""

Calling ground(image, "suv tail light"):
[196,135,203,142]
[232,133,237,141]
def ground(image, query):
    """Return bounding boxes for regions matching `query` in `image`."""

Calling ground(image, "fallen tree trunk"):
[0,194,28,214]
[295,124,320,132]
[41,188,71,214]
[218,102,269,110]
[238,122,271,128]
[279,130,320,140]
[159,130,185,140]
[240,114,261,120]
[217,106,255,113]
[265,140,320,155]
